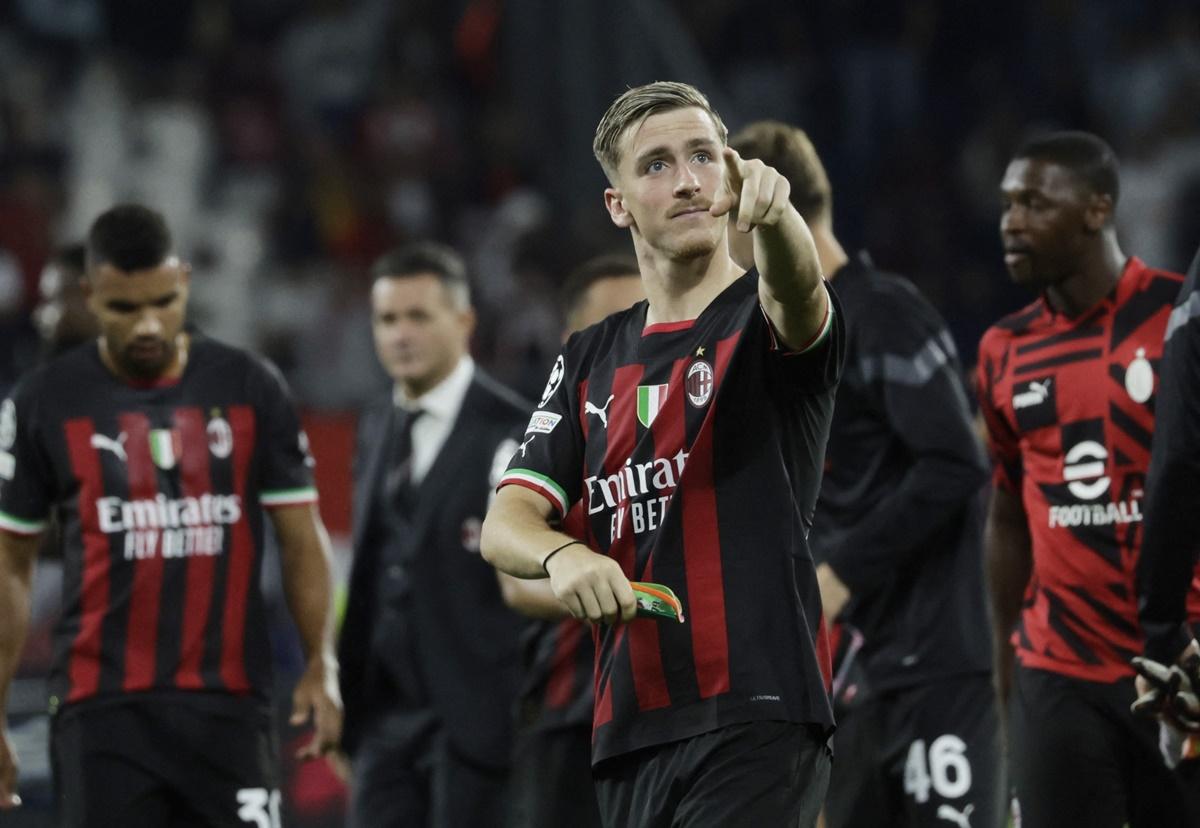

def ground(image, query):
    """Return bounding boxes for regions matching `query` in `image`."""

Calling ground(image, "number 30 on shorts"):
[903,735,972,803]
[237,788,282,828]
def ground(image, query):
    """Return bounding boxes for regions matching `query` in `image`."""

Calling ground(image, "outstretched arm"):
[712,147,828,349]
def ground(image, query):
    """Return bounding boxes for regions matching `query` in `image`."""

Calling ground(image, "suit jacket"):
[339,369,529,766]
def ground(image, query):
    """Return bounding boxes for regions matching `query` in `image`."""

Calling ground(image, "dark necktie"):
[385,406,423,513]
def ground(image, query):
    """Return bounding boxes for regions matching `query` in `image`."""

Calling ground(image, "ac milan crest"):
[686,360,713,407]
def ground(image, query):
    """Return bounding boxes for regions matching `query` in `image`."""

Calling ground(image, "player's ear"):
[605,188,634,229]
[1084,192,1113,233]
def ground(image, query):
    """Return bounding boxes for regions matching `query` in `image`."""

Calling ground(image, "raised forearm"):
[755,208,826,346]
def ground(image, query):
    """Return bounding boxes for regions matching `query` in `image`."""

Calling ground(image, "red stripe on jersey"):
[605,364,670,712]
[220,405,256,693]
[64,419,110,702]
[174,407,215,689]
[119,413,163,692]
[593,625,619,728]
[678,332,739,697]
[545,619,584,709]
[815,615,832,691]
[642,319,696,336]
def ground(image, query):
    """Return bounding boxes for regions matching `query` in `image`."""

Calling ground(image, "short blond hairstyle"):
[593,81,728,181]
[729,121,832,223]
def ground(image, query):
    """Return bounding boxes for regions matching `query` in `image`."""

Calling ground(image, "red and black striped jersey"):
[499,271,843,764]
[518,617,595,732]
[977,257,1200,682]
[517,506,595,733]
[0,335,317,710]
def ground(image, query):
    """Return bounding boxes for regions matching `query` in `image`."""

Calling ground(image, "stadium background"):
[0,1,1197,825]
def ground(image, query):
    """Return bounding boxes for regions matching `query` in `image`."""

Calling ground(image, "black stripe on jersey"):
[1109,402,1153,453]
[1111,274,1181,350]
[996,304,1044,334]
[1114,447,1134,467]
[1067,585,1139,640]
[94,412,133,697]
[1015,326,1104,356]
[642,351,702,709]
[1013,349,1104,377]
[1043,588,1104,665]
[201,436,236,689]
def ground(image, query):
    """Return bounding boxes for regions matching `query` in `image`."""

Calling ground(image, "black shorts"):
[507,723,601,828]
[52,693,280,828]
[593,720,830,828]
[824,675,1002,828]
[1008,664,1200,828]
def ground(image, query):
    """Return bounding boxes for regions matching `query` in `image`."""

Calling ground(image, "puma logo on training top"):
[585,395,615,429]
[1012,378,1052,410]
[91,432,129,462]
[937,803,973,828]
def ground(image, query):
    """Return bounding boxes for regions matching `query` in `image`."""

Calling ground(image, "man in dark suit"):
[338,241,529,827]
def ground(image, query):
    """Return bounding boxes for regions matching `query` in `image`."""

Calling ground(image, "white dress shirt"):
[393,356,475,485]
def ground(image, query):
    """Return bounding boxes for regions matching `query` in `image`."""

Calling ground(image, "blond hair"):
[729,121,831,223]
[593,81,728,181]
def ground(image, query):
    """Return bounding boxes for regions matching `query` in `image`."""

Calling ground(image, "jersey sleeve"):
[761,280,845,394]
[1137,255,1200,661]
[820,287,988,593]
[496,346,585,519]
[976,330,1023,495]
[0,383,53,536]
[250,358,319,508]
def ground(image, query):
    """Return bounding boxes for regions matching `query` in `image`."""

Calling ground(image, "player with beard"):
[0,204,341,824]
[482,81,843,827]
[977,132,1200,826]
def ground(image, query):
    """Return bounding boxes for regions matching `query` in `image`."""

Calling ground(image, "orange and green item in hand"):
[631,582,685,623]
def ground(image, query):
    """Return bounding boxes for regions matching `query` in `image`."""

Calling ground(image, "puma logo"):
[90,432,128,462]
[1013,378,1052,410]
[937,803,973,828]
[517,435,536,457]
[584,394,615,428]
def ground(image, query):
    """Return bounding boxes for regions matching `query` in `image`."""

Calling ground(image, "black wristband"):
[542,540,583,575]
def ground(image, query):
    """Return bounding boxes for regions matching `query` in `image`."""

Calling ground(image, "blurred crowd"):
[0,0,1197,406]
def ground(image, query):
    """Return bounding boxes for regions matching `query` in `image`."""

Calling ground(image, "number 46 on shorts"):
[903,735,972,803]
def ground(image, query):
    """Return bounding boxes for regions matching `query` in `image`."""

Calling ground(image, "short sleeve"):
[976,333,1023,494]
[251,359,318,508]
[0,386,53,535]
[496,346,585,519]
[763,281,846,394]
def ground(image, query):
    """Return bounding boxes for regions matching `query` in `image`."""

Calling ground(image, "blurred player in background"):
[32,243,97,361]
[337,242,528,828]
[977,132,1200,826]
[1132,244,1200,761]
[483,80,843,827]
[730,121,1001,828]
[0,203,342,824]
[499,254,645,828]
